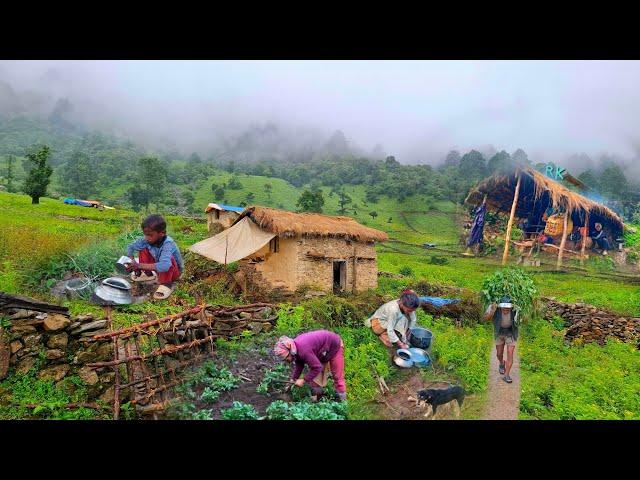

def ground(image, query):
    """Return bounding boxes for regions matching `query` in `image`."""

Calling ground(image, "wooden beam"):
[580,211,589,265]
[556,211,569,269]
[502,172,522,266]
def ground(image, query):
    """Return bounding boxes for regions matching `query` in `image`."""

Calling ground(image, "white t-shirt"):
[366,300,417,344]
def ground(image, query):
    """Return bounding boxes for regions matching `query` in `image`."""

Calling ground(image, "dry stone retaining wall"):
[543,298,640,345]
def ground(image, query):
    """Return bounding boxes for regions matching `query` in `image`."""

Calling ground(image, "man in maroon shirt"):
[274,329,347,402]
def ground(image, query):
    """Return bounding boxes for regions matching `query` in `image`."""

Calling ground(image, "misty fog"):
[1,60,640,178]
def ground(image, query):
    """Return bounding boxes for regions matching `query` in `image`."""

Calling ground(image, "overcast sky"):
[1,60,640,165]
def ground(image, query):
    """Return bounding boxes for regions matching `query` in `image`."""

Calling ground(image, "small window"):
[269,237,280,253]
[214,210,220,220]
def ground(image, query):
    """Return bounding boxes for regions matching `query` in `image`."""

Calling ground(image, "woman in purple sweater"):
[273,329,347,402]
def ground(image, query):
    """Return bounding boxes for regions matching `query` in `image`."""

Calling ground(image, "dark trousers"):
[592,237,611,251]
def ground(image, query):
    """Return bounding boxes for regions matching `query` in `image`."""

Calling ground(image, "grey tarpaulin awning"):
[188,217,276,264]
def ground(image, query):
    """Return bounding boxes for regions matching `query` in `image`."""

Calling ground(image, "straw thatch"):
[233,206,389,243]
[465,167,624,231]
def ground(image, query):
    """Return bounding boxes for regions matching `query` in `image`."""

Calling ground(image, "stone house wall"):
[207,210,240,233]
[238,235,379,293]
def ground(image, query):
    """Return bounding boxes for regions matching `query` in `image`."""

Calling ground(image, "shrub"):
[220,401,260,420]
[399,266,413,276]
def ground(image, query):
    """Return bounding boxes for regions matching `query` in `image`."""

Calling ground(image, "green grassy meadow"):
[1,172,639,420]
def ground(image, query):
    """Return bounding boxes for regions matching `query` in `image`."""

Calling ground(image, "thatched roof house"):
[465,167,625,266]
[190,206,388,293]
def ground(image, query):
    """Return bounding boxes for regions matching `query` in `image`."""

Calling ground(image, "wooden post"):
[556,211,569,269]
[580,211,589,265]
[502,172,522,266]
[352,245,357,292]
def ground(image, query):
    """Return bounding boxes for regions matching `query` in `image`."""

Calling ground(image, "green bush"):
[417,310,492,393]
[399,266,413,276]
[256,363,290,394]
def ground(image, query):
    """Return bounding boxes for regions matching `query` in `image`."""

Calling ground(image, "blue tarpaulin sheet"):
[418,296,461,308]
[63,198,93,207]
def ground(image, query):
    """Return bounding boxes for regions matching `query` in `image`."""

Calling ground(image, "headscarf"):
[273,335,297,360]
[400,289,420,309]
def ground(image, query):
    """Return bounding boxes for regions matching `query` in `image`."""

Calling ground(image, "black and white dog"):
[417,385,465,415]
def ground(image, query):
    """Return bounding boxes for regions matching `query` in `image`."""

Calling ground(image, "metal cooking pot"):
[394,348,414,368]
[65,277,93,300]
[409,327,433,349]
[408,347,431,368]
[94,277,133,304]
[115,255,134,274]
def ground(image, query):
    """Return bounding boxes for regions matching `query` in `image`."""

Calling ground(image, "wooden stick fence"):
[86,302,276,419]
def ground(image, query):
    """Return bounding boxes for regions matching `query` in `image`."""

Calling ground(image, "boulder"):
[99,386,115,404]
[248,322,263,334]
[44,314,71,332]
[38,364,70,382]
[76,314,94,323]
[10,340,23,354]
[262,322,274,332]
[47,333,68,350]
[78,366,99,385]
[16,356,38,375]
[99,372,116,384]
[9,309,37,320]
[0,336,9,380]
[23,334,43,349]
[75,342,112,364]
[70,320,107,335]
[45,349,65,360]
[10,325,37,336]
[239,312,252,319]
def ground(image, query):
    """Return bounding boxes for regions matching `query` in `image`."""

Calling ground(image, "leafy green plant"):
[220,401,260,420]
[275,303,312,335]
[265,399,347,420]
[481,267,538,325]
[200,387,221,403]
[257,363,291,394]
[399,266,413,276]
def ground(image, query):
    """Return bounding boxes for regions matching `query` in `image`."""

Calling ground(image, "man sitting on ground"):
[590,222,611,256]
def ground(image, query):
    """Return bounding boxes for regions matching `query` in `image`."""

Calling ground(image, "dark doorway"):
[333,261,346,293]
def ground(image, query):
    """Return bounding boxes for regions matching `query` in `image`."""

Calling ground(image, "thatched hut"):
[204,203,244,233]
[189,206,388,293]
[465,167,625,266]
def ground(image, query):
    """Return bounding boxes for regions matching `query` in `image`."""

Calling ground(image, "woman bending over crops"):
[273,330,347,402]
[366,289,420,350]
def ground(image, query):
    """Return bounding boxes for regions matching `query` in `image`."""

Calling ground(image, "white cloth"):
[188,217,275,264]
[365,300,417,344]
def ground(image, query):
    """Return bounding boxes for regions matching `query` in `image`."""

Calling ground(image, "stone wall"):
[296,237,378,293]
[0,306,115,402]
[543,298,640,345]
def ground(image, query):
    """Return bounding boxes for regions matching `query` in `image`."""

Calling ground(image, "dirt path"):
[484,347,521,420]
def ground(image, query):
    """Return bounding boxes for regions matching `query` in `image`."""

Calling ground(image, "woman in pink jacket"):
[273,329,347,402]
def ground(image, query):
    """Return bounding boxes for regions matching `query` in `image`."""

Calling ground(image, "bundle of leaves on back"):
[481,267,538,326]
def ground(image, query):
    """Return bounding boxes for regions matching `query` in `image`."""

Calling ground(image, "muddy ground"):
[170,333,290,419]
[375,367,471,420]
